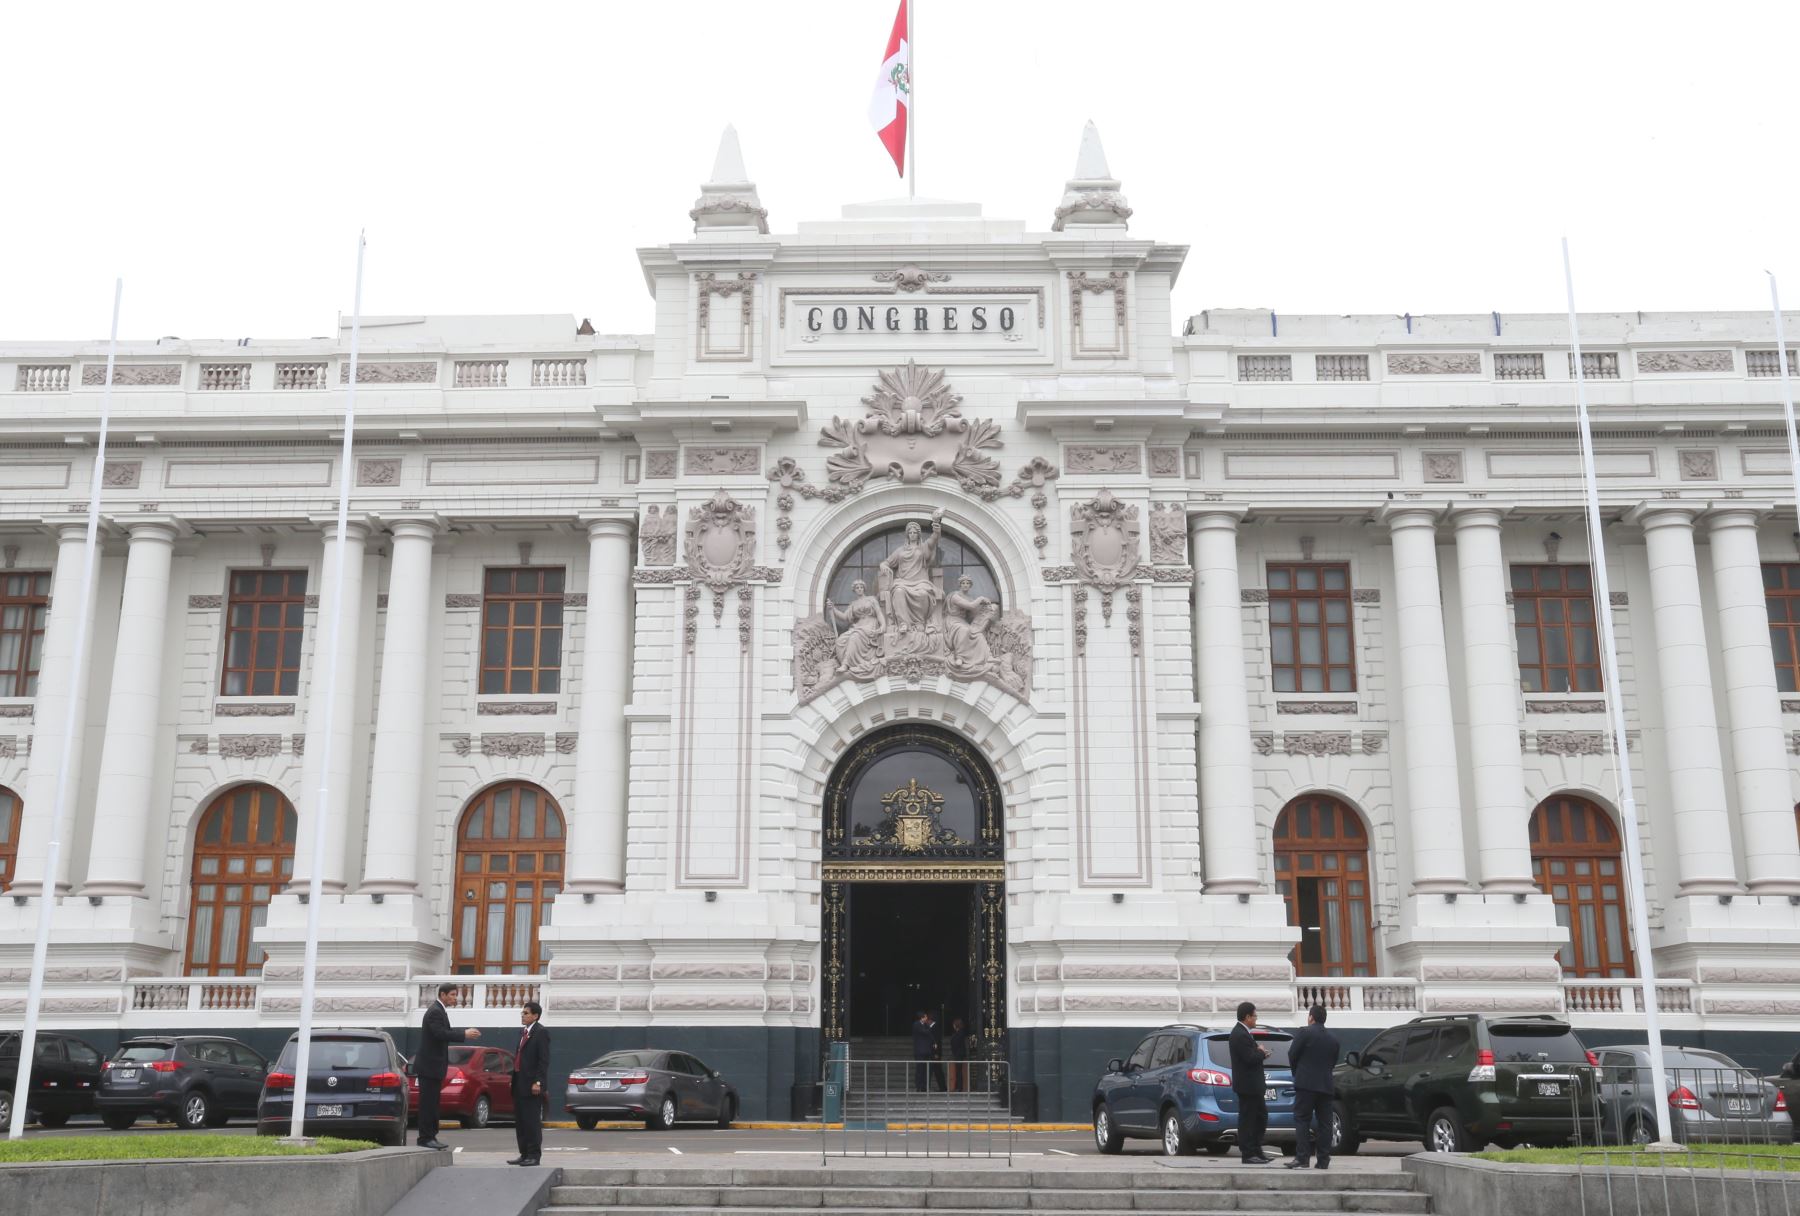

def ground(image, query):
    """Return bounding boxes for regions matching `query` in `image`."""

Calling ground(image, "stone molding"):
[1352,588,1381,604]
[1525,699,1606,713]
[83,363,180,387]
[0,706,34,719]
[1283,731,1353,756]
[445,593,482,609]
[476,702,557,716]
[682,445,760,476]
[215,703,295,717]
[1638,349,1733,374]
[481,733,547,758]
[1276,701,1358,715]
[101,460,142,489]
[188,594,223,610]
[1387,352,1481,375]
[644,450,677,479]
[340,360,436,384]
[356,458,401,487]
[218,734,281,759]
[1064,445,1140,474]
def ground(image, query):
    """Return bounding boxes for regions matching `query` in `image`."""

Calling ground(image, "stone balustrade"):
[276,362,329,390]
[453,360,508,388]
[532,358,586,386]
[15,364,70,392]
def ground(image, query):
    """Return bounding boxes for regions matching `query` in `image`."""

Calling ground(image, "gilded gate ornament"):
[872,777,964,852]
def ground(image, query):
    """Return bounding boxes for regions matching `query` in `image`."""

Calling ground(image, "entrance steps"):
[838,1037,1012,1122]
[539,1165,1434,1216]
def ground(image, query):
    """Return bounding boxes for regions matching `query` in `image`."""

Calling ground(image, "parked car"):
[256,1028,409,1147]
[97,1036,268,1130]
[1332,1014,1599,1154]
[0,1031,105,1130]
[564,1049,738,1131]
[403,1046,517,1129]
[1592,1045,1793,1145]
[1091,1023,1298,1156]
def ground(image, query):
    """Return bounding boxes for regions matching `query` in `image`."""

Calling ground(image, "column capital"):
[1623,501,1706,531]
[1449,505,1511,531]
[375,512,448,543]
[1186,505,1249,534]
[1703,502,1777,531]
[105,512,192,543]
[307,513,378,542]
[580,513,636,542]
[40,514,103,545]
[1375,501,1451,530]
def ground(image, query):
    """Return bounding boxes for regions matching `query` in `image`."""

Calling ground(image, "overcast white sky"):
[5,0,1798,343]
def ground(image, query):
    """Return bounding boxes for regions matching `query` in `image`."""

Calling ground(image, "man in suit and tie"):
[1285,1003,1342,1170]
[508,1001,550,1166]
[415,981,480,1149]
[910,1010,939,1092]
[1229,1000,1273,1164]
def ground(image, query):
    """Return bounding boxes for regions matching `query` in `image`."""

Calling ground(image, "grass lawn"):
[1478,1144,1800,1171]
[0,1134,374,1164]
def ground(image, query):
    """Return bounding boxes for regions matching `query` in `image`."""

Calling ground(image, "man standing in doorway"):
[415,981,480,1149]
[911,1010,938,1092]
[508,1001,550,1167]
[1285,1003,1340,1170]
[1229,1000,1273,1163]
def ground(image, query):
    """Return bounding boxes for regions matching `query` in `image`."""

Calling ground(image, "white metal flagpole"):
[7,278,122,1142]
[1766,274,1800,559]
[906,0,916,200]
[1562,238,1675,1146]
[286,232,366,1141]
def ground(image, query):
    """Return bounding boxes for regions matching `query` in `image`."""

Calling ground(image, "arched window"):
[0,785,22,892]
[186,784,296,976]
[826,525,1001,610]
[1530,795,1632,978]
[453,782,564,975]
[1274,795,1375,977]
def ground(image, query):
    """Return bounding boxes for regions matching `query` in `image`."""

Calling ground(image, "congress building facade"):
[3,127,1800,1119]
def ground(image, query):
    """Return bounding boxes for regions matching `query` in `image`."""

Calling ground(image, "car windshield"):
[1207,1035,1293,1068]
[589,1051,659,1070]
[115,1043,174,1062]
[1489,1025,1586,1064]
[275,1038,388,1071]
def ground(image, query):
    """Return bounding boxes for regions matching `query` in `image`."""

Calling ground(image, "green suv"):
[1331,1014,1600,1153]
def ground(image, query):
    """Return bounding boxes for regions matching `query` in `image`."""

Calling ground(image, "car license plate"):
[312,1104,345,1118]
[590,1079,617,1089]
[115,1069,138,1082]
[1537,1082,1563,1097]
[1265,1089,1280,1103]
[1726,1099,1753,1114]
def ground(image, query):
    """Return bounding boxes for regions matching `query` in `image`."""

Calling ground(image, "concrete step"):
[542,1209,1431,1216]
[544,1185,1429,1212]
[553,1168,1416,1193]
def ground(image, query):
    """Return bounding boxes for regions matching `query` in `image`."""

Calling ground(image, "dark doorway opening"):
[847,882,972,1037]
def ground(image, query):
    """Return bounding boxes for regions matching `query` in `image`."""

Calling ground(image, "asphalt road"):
[18,1117,1416,1167]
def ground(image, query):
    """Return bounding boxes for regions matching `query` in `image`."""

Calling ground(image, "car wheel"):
[34,1111,69,1129]
[1625,1115,1654,1146]
[0,1093,10,1130]
[462,1095,490,1130]
[1204,1140,1233,1156]
[1092,1104,1124,1154]
[648,1094,678,1131]
[716,1097,736,1129]
[1331,1108,1362,1155]
[178,1090,213,1131]
[1425,1106,1471,1154]
[1161,1108,1192,1157]
[379,1125,404,1148]
[102,1111,137,1131]
[575,1113,600,1131]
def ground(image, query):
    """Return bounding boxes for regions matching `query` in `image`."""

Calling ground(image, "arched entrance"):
[1529,794,1631,978]
[185,783,297,976]
[1274,794,1375,977]
[452,781,565,975]
[0,784,21,892]
[821,724,1005,1051]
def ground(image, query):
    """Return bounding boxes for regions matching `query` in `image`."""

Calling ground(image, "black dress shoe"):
[1316,1162,1331,1170]
[506,1155,527,1165]
[518,1158,540,1167]
[1243,1155,1273,1164]
[417,1139,447,1150]
[1284,1160,1311,1169]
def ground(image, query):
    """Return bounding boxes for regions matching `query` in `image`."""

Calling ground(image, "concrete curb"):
[1404,1151,1800,1216]
[543,1120,1089,1131]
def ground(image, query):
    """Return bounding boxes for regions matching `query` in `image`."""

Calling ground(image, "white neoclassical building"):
[3,126,1800,1118]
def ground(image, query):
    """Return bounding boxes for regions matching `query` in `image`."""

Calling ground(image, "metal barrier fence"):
[1545,1062,1797,1216]
[820,1054,1016,1163]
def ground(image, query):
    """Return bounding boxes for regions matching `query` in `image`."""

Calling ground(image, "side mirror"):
[1781,1064,1795,1079]
[1366,1057,1385,1074]
[1107,1058,1124,1074]
[1343,1052,1361,1069]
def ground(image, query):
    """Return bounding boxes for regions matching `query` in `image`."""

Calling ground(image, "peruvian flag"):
[868,0,910,177]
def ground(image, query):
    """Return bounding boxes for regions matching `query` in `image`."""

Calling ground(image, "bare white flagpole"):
[1767,275,1800,555]
[1563,238,1675,1146]
[287,231,366,1141]
[906,0,916,200]
[7,279,121,1142]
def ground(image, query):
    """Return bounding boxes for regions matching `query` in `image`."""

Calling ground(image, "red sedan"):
[405,1046,517,1129]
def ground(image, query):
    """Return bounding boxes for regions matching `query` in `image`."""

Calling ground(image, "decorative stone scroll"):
[1638,350,1733,374]
[818,361,1002,490]
[215,703,294,717]
[792,511,1032,704]
[445,593,482,609]
[644,450,678,479]
[1283,732,1353,756]
[1678,450,1719,480]
[683,446,760,476]
[477,702,557,716]
[1386,353,1481,375]
[1535,731,1608,756]
[482,734,547,758]
[1149,503,1186,564]
[873,265,949,291]
[102,460,141,489]
[187,594,223,611]
[1148,447,1182,478]
[1065,445,1140,474]
[684,490,756,625]
[218,734,281,759]
[1525,699,1606,713]
[1277,701,1358,715]
[1070,489,1141,622]
[356,458,400,486]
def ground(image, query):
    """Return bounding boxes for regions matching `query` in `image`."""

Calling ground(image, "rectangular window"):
[1266,562,1355,692]
[221,570,308,696]
[0,572,52,697]
[1511,564,1600,692]
[1765,564,1800,692]
[479,567,565,694]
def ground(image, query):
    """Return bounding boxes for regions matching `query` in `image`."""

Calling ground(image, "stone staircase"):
[537,1164,1435,1216]
[838,1036,1013,1123]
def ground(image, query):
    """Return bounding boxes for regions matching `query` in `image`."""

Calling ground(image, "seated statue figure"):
[825,579,887,679]
[944,576,1002,680]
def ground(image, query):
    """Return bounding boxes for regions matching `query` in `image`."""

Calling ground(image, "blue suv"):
[1092,1023,1298,1155]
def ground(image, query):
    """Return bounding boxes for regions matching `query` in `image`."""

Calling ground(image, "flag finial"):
[1053,121,1132,233]
[690,124,768,235]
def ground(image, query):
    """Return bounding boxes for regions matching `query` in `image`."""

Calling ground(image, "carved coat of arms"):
[1070,489,1141,588]
[819,361,1003,489]
[870,778,962,852]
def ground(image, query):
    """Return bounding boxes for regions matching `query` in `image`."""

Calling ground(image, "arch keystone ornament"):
[818,361,1003,489]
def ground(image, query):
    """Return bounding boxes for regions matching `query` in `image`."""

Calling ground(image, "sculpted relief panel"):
[793,512,1031,704]
[818,361,1003,490]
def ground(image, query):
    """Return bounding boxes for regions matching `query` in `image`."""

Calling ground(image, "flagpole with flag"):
[869,0,913,193]
[6,281,122,1142]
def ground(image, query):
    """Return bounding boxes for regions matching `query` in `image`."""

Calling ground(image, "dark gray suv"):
[98,1036,268,1129]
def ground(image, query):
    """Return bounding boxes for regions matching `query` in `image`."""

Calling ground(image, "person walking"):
[507,1001,550,1166]
[1285,1003,1341,1170]
[415,981,479,1149]
[1229,1000,1272,1163]
[911,1010,938,1092]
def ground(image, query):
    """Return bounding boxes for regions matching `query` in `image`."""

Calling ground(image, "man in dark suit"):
[1229,1000,1273,1164]
[1285,1003,1341,1170]
[507,1001,550,1166]
[911,1010,939,1092]
[415,981,480,1149]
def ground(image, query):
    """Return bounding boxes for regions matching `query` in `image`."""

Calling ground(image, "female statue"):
[825,579,887,679]
[944,575,1001,679]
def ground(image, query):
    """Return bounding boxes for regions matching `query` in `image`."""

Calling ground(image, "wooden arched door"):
[452,782,564,975]
[1530,794,1632,978]
[1274,794,1375,977]
[186,784,297,976]
[0,785,21,892]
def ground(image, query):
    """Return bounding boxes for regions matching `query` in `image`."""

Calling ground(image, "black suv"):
[98,1036,269,1130]
[1332,1014,1599,1153]
[257,1028,410,1147]
[0,1031,105,1129]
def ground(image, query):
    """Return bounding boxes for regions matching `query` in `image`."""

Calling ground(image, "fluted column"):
[1452,509,1535,892]
[359,517,442,894]
[12,522,99,896]
[1628,504,1741,894]
[568,517,634,893]
[1190,510,1260,893]
[1380,506,1471,893]
[81,516,183,896]
[1706,508,1800,894]
[289,519,371,893]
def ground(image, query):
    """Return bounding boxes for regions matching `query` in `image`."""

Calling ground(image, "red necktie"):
[518,1026,529,1057]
